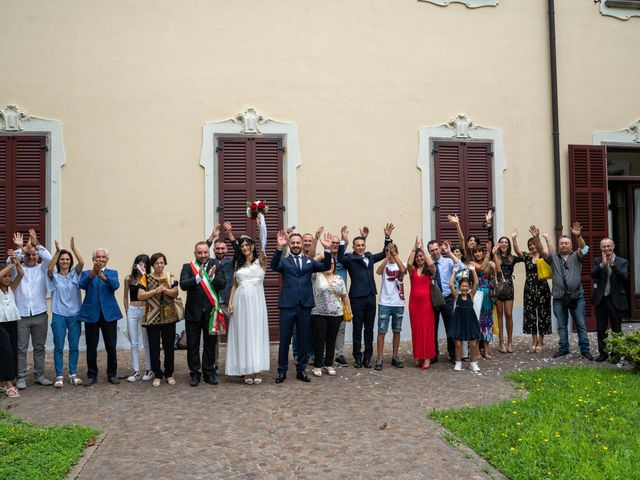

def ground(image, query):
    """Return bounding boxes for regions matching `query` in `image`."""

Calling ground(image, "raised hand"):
[542,232,549,241]
[383,223,395,237]
[315,226,325,240]
[208,264,217,277]
[453,265,460,274]
[492,244,500,255]
[212,224,221,239]
[7,249,18,265]
[29,228,38,246]
[277,230,289,248]
[12,232,23,249]
[319,232,333,249]
[54,240,61,252]
[359,226,369,239]
[485,240,492,252]
[511,229,518,239]
[70,236,76,250]
[485,210,493,225]
[442,241,451,255]
[223,221,233,233]
[417,238,424,250]
[571,222,582,237]
[341,225,349,243]
[388,243,398,256]
[529,225,540,237]
[468,263,476,271]
[447,214,460,224]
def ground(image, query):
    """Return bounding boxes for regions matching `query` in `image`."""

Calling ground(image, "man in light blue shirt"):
[427,240,455,363]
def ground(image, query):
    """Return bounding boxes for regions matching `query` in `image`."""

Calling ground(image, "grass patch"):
[430,366,640,480]
[0,409,99,480]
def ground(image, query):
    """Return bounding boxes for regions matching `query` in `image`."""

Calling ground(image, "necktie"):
[434,260,442,290]
[295,256,301,270]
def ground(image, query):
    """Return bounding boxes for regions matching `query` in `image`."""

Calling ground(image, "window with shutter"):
[569,145,608,331]
[218,136,283,341]
[434,141,493,247]
[0,136,46,255]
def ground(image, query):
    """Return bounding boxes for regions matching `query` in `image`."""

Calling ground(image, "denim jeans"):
[51,313,81,376]
[552,296,590,354]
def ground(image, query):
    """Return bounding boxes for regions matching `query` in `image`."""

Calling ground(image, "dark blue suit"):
[78,269,122,380]
[271,248,331,374]
[337,238,391,362]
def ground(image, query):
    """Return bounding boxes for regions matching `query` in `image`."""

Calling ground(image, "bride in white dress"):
[225,233,270,384]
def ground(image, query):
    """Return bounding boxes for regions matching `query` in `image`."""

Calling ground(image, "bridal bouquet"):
[246,200,269,219]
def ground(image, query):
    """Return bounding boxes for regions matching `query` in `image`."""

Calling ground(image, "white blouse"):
[0,288,21,323]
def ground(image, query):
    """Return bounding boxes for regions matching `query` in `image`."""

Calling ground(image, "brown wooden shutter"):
[434,141,493,246]
[0,137,9,256]
[0,136,46,255]
[569,145,608,330]
[218,136,283,340]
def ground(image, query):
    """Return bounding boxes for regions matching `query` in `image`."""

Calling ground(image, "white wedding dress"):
[225,260,270,376]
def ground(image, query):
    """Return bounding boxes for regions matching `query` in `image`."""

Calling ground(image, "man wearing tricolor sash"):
[180,241,227,387]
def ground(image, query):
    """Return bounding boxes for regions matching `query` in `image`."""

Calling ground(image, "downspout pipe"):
[548,0,563,241]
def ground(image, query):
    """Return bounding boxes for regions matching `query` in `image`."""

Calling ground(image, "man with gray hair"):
[79,247,123,385]
[7,229,53,390]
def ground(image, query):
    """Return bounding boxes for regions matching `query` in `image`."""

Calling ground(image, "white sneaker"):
[454,361,463,371]
[470,361,480,372]
[142,370,154,381]
[16,378,27,390]
[127,371,142,382]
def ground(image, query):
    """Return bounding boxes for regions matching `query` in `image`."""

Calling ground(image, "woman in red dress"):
[407,238,437,370]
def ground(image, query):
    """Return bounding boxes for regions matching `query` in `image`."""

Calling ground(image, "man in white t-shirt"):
[374,243,406,370]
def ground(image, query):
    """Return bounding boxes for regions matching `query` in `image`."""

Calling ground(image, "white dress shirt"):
[11,246,52,317]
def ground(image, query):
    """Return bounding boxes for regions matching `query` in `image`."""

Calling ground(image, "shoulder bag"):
[536,257,552,281]
[325,274,353,322]
[430,278,446,309]
[491,272,514,301]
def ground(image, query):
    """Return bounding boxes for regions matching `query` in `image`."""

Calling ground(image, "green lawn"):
[430,366,640,480]
[0,410,99,480]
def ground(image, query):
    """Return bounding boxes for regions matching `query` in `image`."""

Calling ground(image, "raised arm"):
[312,233,333,272]
[270,231,288,272]
[511,229,524,258]
[492,245,503,275]
[48,240,61,279]
[541,232,554,255]
[448,214,467,258]
[571,222,587,259]
[372,223,395,263]
[469,264,479,297]
[206,224,221,248]
[70,236,84,274]
[407,236,419,275]
[376,254,389,275]
[449,264,459,300]
[485,210,494,244]
[310,226,324,258]
[7,251,24,290]
[389,244,406,275]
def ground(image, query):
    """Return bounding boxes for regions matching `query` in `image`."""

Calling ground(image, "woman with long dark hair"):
[123,254,152,382]
[492,234,523,353]
[226,230,270,385]
[407,237,436,370]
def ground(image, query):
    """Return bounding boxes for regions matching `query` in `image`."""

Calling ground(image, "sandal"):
[166,377,176,385]
[69,375,83,386]
[534,346,542,353]
[497,345,507,354]
[483,353,494,360]
[54,376,64,388]
[244,378,254,385]
[6,387,20,398]
[507,344,513,353]
[253,377,263,385]
[312,368,322,377]
[323,366,336,376]
[152,378,161,387]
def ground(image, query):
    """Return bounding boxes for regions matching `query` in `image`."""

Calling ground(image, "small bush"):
[605,331,640,370]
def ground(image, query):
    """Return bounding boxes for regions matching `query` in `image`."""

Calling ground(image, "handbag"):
[325,274,352,322]
[536,258,552,281]
[492,273,514,301]
[430,279,446,309]
[159,273,184,322]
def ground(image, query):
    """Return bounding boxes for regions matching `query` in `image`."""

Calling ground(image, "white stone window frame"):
[416,114,507,241]
[418,0,498,8]
[199,108,301,239]
[598,0,640,20]
[0,105,65,250]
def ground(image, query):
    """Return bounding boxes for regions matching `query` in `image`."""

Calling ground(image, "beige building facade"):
[2,0,639,337]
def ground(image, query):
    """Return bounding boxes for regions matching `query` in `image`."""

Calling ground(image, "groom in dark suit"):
[338,223,394,368]
[591,237,629,362]
[271,230,332,383]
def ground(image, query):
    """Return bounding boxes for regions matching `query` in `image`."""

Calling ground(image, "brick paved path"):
[3,332,617,479]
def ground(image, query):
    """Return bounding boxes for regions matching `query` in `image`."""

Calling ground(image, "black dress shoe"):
[204,375,218,385]
[84,378,97,387]
[108,376,120,385]
[595,353,608,363]
[363,359,372,369]
[296,371,311,383]
[190,375,200,387]
[553,350,570,358]
[275,372,287,384]
[354,359,362,369]
[430,356,438,364]
[581,351,594,361]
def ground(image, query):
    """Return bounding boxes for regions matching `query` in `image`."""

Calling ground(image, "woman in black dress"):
[492,233,523,353]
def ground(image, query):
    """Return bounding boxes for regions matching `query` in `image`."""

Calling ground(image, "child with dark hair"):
[123,253,152,382]
[449,264,482,372]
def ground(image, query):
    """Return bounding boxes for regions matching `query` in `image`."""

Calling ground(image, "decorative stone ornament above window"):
[418,0,498,8]
[0,104,28,131]
[593,119,640,144]
[599,0,640,20]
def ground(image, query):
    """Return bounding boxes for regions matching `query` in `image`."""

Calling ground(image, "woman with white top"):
[1,251,24,398]
[47,237,84,388]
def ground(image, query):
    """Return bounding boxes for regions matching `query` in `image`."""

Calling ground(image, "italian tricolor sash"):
[190,261,226,335]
